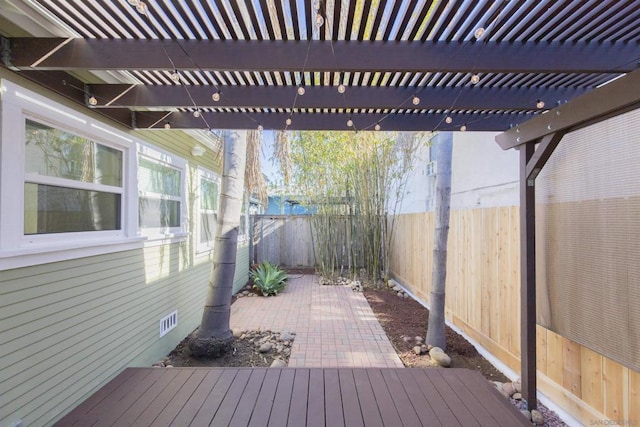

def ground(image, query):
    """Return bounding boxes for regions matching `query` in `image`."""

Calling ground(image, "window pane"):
[25,119,122,187]
[139,197,181,228]
[138,157,181,197]
[200,213,217,244]
[200,178,218,211]
[24,183,121,234]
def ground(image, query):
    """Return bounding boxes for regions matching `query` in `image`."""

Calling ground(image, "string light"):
[88,96,98,106]
[286,117,292,126]
[212,91,221,102]
[347,118,354,127]
[445,116,453,124]
[374,123,381,131]
[297,86,306,96]
[164,122,171,129]
[460,124,467,132]
[412,95,420,105]
[337,84,346,94]
[474,27,485,39]
[127,0,140,5]
[136,1,148,15]
[257,124,264,131]
[170,70,180,82]
[315,13,324,28]
[470,74,480,84]
[193,110,200,118]
[536,99,545,109]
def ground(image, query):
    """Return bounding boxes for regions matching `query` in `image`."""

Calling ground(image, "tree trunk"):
[426,132,453,351]
[190,130,248,358]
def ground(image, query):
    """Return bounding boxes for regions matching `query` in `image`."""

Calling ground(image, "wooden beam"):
[132,110,535,131]
[525,132,565,180]
[6,38,638,73]
[87,84,585,111]
[520,142,537,411]
[496,68,640,150]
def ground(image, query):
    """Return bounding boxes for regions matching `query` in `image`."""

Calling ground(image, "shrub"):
[250,261,288,296]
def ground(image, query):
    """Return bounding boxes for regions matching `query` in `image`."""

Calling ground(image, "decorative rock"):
[413,346,423,355]
[421,345,427,352]
[152,362,164,367]
[531,409,544,425]
[259,343,272,353]
[415,336,424,343]
[502,382,516,397]
[165,364,174,368]
[280,332,295,342]
[232,329,242,338]
[270,359,287,368]
[397,291,404,297]
[513,380,522,393]
[403,293,409,298]
[512,393,522,400]
[402,336,412,342]
[239,334,246,340]
[520,409,532,421]
[393,285,402,292]
[498,387,511,399]
[429,347,451,367]
[387,280,394,288]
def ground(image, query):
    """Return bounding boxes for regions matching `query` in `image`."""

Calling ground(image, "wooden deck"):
[55,367,529,426]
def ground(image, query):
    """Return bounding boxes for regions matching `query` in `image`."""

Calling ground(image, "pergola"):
[2,0,639,412]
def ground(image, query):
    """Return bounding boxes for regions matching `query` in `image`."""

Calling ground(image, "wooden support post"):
[520,142,537,410]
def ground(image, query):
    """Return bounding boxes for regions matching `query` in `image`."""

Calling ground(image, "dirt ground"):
[363,287,509,382]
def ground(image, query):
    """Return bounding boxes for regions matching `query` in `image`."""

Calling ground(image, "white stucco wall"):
[399,131,519,213]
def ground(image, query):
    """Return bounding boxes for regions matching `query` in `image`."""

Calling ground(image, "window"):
[0,80,142,269]
[239,192,249,241]
[198,169,220,251]
[24,119,123,234]
[137,145,186,236]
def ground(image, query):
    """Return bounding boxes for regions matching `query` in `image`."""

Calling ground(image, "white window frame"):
[196,167,220,253]
[238,191,250,242]
[0,80,142,270]
[136,143,187,239]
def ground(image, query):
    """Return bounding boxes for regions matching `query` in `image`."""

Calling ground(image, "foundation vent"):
[159,311,178,338]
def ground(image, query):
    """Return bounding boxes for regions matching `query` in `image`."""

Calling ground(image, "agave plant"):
[250,261,288,296]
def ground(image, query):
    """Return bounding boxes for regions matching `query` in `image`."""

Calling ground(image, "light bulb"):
[312,0,320,10]
[470,74,480,84]
[412,96,420,105]
[474,27,485,39]
[164,122,171,129]
[297,86,305,96]
[193,110,200,118]
[286,117,292,126]
[460,124,467,132]
[374,123,381,131]
[316,13,324,28]
[257,124,264,131]
[88,96,98,106]
[347,118,354,127]
[127,0,140,5]
[170,71,180,82]
[536,100,545,109]
[212,91,221,102]
[136,1,148,14]
[338,84,346,94]
[445,116,453,124]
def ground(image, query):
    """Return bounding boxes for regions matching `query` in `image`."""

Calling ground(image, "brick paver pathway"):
[230,275,403,368]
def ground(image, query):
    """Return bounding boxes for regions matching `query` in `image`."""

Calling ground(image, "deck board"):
[54,367,530,427]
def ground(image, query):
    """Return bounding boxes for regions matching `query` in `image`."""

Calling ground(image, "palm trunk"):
[426,132,453,351]
[190,130,248,357]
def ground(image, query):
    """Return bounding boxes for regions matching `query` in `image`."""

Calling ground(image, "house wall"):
[399,131,519,214]
[0,71,250,426]
[390,131,640,425]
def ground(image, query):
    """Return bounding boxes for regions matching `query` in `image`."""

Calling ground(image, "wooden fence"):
[251,215,316,268]
[389,208,639,425]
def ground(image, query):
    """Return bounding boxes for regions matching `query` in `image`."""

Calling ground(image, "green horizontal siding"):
[0,240,251,427]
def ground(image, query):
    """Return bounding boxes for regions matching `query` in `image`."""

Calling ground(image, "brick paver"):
[230,275,404,368]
